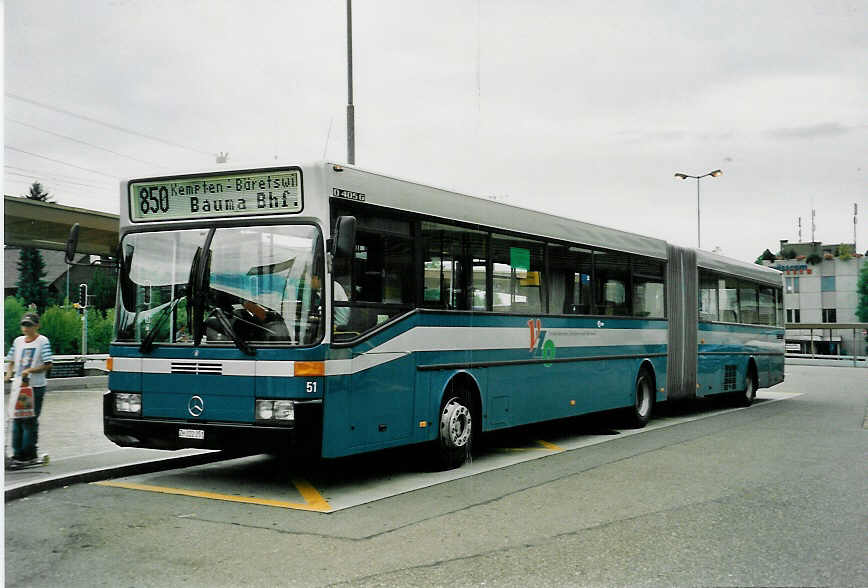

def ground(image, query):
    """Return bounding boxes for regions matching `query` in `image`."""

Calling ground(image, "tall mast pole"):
[346,0,355,165]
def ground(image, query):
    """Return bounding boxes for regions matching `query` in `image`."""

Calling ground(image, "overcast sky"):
[4,0,866,263]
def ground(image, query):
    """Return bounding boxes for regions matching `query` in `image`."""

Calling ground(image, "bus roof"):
[696,249,783,287]
[326,162,670,260]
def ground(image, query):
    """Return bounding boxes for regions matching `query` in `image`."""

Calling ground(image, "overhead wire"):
[5,169,114,191]
[5,145,119,178]
[5,92,215,157]
[6,118,170,168]
[4,164,113,188]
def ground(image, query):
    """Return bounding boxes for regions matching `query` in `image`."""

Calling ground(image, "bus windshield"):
[116,224,325,347]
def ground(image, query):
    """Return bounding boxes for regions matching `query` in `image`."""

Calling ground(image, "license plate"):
[178,428,204,440]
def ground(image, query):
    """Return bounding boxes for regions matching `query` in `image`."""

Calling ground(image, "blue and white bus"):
[96,162,784,469]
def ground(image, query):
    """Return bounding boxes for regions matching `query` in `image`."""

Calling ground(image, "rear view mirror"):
[332,216,357,258]
[65,223,80,264]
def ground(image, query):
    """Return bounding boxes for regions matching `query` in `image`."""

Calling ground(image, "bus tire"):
[735,366,757,407]
[625,367,654,428]
[433,392,473,471]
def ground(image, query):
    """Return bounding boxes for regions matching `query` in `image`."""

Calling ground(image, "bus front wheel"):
[433,393,473,470]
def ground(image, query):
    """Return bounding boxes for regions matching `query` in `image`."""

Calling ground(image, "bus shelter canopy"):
[4,195,119,257]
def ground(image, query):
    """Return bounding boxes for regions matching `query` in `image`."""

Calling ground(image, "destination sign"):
[128,169,302,222]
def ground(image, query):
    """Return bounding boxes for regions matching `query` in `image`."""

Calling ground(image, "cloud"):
[766,122,854,140]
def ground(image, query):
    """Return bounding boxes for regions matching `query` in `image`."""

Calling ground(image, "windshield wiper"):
[211,307,255,356]
[139,296,184,353]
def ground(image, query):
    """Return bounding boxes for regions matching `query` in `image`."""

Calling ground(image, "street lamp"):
[674,169,722,249]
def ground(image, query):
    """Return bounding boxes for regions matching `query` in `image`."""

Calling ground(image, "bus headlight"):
[115,393,142,416]
[255,399,295,423]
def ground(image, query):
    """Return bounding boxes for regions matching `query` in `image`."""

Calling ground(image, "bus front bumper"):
[104,402,323,454]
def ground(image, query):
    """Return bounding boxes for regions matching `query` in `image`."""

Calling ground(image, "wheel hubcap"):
[637,378,651,417]
[440,399,471,448]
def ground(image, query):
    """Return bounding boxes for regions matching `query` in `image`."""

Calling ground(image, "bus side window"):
[491,235,544,314]
[593,250,630,316]
[421,221,488,311]
[546,244,592,315]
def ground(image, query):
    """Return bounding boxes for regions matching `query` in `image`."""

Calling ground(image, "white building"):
[762,240,864,355]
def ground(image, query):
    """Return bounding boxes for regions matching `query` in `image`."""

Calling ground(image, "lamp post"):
[674,169,722,249]
[346,0,355,165]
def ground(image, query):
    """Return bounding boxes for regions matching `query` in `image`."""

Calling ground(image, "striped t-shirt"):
[6,334,53,387]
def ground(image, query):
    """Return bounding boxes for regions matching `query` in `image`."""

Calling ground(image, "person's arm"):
[4,345,15,382]
[22,362,52,378]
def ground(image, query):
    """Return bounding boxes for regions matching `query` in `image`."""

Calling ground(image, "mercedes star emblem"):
[188,395,205,417]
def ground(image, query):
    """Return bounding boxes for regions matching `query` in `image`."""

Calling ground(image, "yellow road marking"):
[93,479,332,512]
[536,439,564,451]
[495,439,564,453]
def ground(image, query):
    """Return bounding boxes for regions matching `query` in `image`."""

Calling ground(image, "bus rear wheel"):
[734,369,757,407]
[433,393,473,470]
[625,368,654,428]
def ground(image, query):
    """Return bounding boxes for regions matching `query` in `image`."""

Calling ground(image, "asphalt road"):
[5,365,867,587]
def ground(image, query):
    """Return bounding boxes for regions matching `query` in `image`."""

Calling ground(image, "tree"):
[856,261,868,322]
[26,181,52,202]
[755,249,776,264]
[15,247,51,312]
[15,181,55,311]
[89,268,117,311]
[806,253,823,265]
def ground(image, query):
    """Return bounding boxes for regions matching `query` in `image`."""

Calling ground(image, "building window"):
[786,309,792,323]
[786,277,799,293]
[821,276,836,292]
[822,308,837,323]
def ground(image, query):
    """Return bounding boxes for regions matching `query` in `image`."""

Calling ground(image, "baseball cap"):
[20,313,40,326]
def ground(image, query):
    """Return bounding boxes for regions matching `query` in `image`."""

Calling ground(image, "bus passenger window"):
[739,280,759,325]
[633,257,665,318]
[593,250,630,316]
[698,271,719,321]
[759,286,776,325]
[492,235,544,314]
[718,277,740,323]
[421,222,488,311]
[547,244,592,314]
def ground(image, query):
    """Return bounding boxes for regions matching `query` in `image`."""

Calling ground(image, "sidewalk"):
[4,378,226,500]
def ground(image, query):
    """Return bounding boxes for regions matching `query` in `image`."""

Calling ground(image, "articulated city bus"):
[91,162,784,469]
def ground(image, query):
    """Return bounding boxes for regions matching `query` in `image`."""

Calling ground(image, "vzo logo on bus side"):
[528,319,556,367]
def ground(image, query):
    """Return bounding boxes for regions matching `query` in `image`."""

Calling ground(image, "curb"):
[4,450,235,501]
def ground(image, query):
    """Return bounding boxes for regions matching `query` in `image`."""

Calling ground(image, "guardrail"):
[4,354,109,378]
[784,322,868,368]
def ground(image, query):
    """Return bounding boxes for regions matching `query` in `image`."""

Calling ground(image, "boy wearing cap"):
[5,312,53,467]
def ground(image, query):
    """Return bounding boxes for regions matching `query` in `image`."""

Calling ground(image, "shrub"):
[87,308,115,354]
[40,306,82,355]
[4,297,27,353]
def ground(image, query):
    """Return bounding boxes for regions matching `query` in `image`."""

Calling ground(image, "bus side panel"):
[321,374,353,458]
[320,357,415,457]
[697,323,785,396]
[350,355,414,447]
[767,350,785,388]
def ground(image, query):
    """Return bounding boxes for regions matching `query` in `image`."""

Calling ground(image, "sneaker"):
[9,457,38,468]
